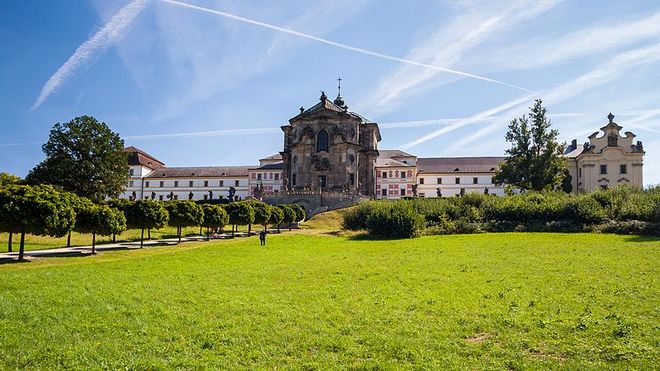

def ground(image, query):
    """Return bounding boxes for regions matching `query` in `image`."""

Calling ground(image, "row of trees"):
[0,184,306,261]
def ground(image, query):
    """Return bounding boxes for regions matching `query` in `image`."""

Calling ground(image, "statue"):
[228,186,236,201]
[283,177,289,192]
[151,191,156,200]
[253,183,264,199]
[436,187,442,197]
[168,191,174,200]
[188,191,194,200]
[209,190,213,199]
[131,191,136,200]
[412,184,418,197]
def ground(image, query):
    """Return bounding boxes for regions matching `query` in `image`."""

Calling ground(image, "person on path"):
[259,230,266,246]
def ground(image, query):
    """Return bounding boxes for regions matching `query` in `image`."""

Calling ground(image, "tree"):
[268,206,284,232]
[250,201,272,231]
[291,204,306,223]
[75,204,126,254]
[165,201,204,243]
[494,100,567,191]
[224,202,255,237]
[124,200,168,248]
[0,185,76,261]
[201,204,229,240]
[0,173,21,186]
[25,116,129,202]
[279,205,297,231]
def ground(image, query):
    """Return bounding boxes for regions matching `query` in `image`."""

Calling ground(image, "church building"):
[119,89,645,201]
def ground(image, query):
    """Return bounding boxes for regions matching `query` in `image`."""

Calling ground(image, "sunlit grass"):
[0,232,657,369]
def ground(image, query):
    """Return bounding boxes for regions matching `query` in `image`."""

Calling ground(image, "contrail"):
[158,0,532,93]
[125,127,281,140]
[31,0,149,110]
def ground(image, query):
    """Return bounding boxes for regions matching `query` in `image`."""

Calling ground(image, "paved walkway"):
[0,229,281,262]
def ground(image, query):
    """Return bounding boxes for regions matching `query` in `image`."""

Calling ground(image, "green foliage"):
[248,201,272,226]
[201,204,229,230]
[291,204,306,222]
[365,201,425,238]
[268,206,284,227]
[124,200,169,231]
[225,201,255,227]
[75,204,127,237]
[165,201,204,228]
[278,205,297,226]
[494,100,567,191]
[0,172,21,186]
[25,116,128,201]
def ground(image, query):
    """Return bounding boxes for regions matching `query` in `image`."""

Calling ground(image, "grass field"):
[0,231,657,369]
[0,226,231,252]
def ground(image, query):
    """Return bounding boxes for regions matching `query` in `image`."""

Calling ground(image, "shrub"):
[365,202,425,239]
[341,203,374,231]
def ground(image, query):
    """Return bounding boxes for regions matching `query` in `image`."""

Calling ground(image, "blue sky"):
[1,0,659,185]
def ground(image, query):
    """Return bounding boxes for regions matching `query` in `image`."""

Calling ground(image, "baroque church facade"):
[120,91,645,201]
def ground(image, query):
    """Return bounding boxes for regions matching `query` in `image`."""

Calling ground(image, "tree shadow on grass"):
[346,232,412,242]
[621,234,660,243]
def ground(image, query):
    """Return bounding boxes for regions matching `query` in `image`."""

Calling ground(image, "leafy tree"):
[124,200,168,248]
[25,116,129,202]
[0,185,76,261]
[279,204,298,231]
[165,201,204,242]
[494,100,567,191]
[0,172,21,186]
[201,204,229,240]
[268,206,284,232]
[75,204,126,254]
[291,204,306,223]
[224,201,255,237]
[250,201,272,231]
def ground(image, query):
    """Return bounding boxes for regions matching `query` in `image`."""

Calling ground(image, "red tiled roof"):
[124,146,165,169]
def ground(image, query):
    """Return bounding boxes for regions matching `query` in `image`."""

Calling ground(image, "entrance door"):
[317,175,327,190]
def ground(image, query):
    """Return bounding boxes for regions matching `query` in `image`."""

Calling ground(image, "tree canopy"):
[225,202,255,236]
[165,201,204,242]
[26,116,129,201]
[494,100,567,191]
[0,172,21,186]
[124,200,168,247]
[249,201,272,229]
[291,204,306,222]
[278,205,297,231]
[75,204,126,253]
[268,206,284,229]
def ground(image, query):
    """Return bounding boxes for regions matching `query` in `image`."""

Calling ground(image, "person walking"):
[259,230,266,246]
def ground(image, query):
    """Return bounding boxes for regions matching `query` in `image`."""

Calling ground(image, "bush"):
[365,202,425,239]
[596,220,660,236]
[341,203,374,231]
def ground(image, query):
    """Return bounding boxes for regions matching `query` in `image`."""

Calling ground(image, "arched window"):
[316,130,329,152]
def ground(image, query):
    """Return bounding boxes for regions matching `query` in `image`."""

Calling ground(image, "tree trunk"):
[92,233,96,254]
[112,233,116,243]
[248,223,252,235]
[67,232,71,247]
[277,224,280,232]
[140,229,144,248]
[199,226,202,236]
[232,224,235,237]
[18,231,25,262]
[206,227,210,241]
[8,232,12,253]
[148,228,151,240]
[178,226,181,243]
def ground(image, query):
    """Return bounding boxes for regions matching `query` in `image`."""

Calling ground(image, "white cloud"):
[354,0,560,115]
[31,0,149,110]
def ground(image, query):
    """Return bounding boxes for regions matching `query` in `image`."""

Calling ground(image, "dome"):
[334,95,345,107]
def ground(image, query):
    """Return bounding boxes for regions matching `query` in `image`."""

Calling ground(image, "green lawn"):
[0,232,658,369]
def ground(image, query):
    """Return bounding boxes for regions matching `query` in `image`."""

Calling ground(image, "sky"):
[1,0,659,185]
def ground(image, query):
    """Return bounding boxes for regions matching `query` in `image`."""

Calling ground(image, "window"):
[419,193,425,198]
[419,178,424,184]
[455,178,461,184]
[600,165,607,175]
[219,180,224,187]
[400,189,406,196]
[174,181,179,188]
[234,180,240,187]
[316,130,329,152]
[473,177,478,184]
[145,181,150,187]
[620,164,627,174]
[292,174,297,186]
[159,181,164,188]
[381,189,387,196]
[349,173,355,185]
[129,169,134,176]
[400,171,406,179]
[257,174,262,180]
[203,195,208,200]
[173,195,178,200]
[189,180,194,187]
[129,181,134,187]
[382,171,387,178]
[159,195,163,200]
[202,180,207,187]
[274,174,279,181]
[579,168,582,178]
[437,177,442,184]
